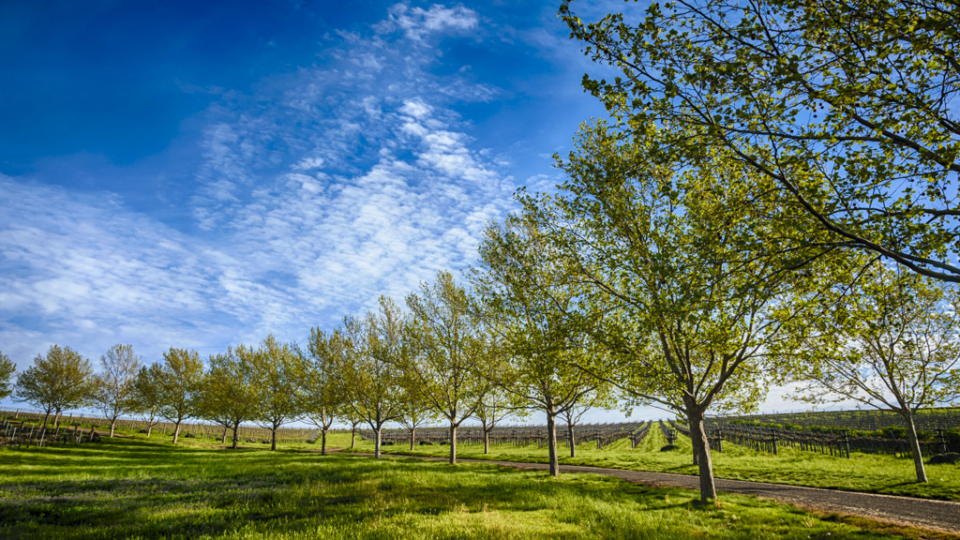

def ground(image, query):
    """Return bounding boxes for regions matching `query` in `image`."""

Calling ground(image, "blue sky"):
[1,0,820,421]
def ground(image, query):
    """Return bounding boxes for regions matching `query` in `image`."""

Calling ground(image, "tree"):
[199,347,258,449]
[154,348,204,444]
[303,329,349,455]
[405,271,488,464]
[248,336,303,451]
[775,260,960,482]
[562,0,960,282]
[560,389,612,458]
[131,366,164,437]
[395,378,436,451]
[538,123,818,500]
[472,386,522,455]
[15,345,94,429]
[472,217,600,477]
[92,344,142,437]
[0,351,15,401]
[341,297,408,459]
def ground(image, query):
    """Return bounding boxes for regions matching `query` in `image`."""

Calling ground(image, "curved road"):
[356,453,960,535]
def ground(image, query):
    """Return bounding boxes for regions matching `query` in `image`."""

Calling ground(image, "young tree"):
[92,344,142,437]
[0,351,15,401]
[341,297,408,459]
[560,389,612,458]
[776,261,960,482]
[15,345,94,428]
[396,380,436,451]
[248,336,303,451]
[472,384,526,455]
[199,347,258,449]
[303,329,349,455]
[562,0,960,282]
[154,348,204,444]
[472,218,600,477]
[405,271,488,464]
[131,365,165,437]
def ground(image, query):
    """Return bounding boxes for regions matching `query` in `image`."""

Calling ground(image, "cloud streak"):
[0,2,518,368]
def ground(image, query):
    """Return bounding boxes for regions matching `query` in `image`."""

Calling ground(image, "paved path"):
[355,453,960,535]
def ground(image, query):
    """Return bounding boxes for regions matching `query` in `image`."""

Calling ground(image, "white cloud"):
[379,3,479,41]
[0,4,518,375]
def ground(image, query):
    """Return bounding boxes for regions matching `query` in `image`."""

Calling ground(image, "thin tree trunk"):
[232,423,240,449]
[546,411,559,477]
[568,421,576,458]
[351,425,357,449]
[146,425,153,438]
[483,429,490,454]
[109,418,117,437]
[220,427,227,444]
[172,419,182,444]
[321,428,328,455]
[902,411,929,483]
[271,426,277,451]
[449,424,457,465]
[687,406,716,502]
[53,409,61,429]
[410,428,416,451]
[374,427,382,459]
[42,410,51,430]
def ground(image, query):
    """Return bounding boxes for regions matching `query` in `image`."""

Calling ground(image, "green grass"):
[0,435,945,540]
[343,424,960,501]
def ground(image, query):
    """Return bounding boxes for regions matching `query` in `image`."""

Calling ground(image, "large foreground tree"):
[562,0,960,282]
[537,123,822,500]
[154,348,204,444]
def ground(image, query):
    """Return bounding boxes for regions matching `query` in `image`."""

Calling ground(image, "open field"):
[1,434,954,540]
[344,424,960,501]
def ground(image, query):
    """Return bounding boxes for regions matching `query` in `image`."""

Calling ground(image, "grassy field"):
[1,433,953,540]
[343,424,960,501]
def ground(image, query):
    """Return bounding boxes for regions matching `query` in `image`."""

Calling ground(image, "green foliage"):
[153,347,204,442]
[247,335,304,450]
[14,345,94,422]
[561,0,960,281]
[0,351,15,401]
[198,346,259,447]
[91,344,142,434]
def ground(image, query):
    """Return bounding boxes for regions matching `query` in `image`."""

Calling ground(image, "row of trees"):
[3,0,959,506]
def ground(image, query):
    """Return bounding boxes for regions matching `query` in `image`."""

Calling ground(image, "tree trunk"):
[220,427,227,444]
[321,428,328,455]
[54,409,61,428]
[42,409,51,430]
[483,429,490,454]
[270,426,277,451]
[109,418,117,437]
[172,419,182,444]
[687,406,717,502]
[232,423,240,449]
[449,424,457,465]
[546,411,559,477]
[146,425,153,438]
[374,427,382,459]
[568,421,576,458]
[902,411,928,483]
[351,425,357,449]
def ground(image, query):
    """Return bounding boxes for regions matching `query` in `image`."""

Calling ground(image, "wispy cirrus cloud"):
[0,2,518,367]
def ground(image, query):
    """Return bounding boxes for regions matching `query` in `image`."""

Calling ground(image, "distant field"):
[344,423,960,501]
[0,434,948,540]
